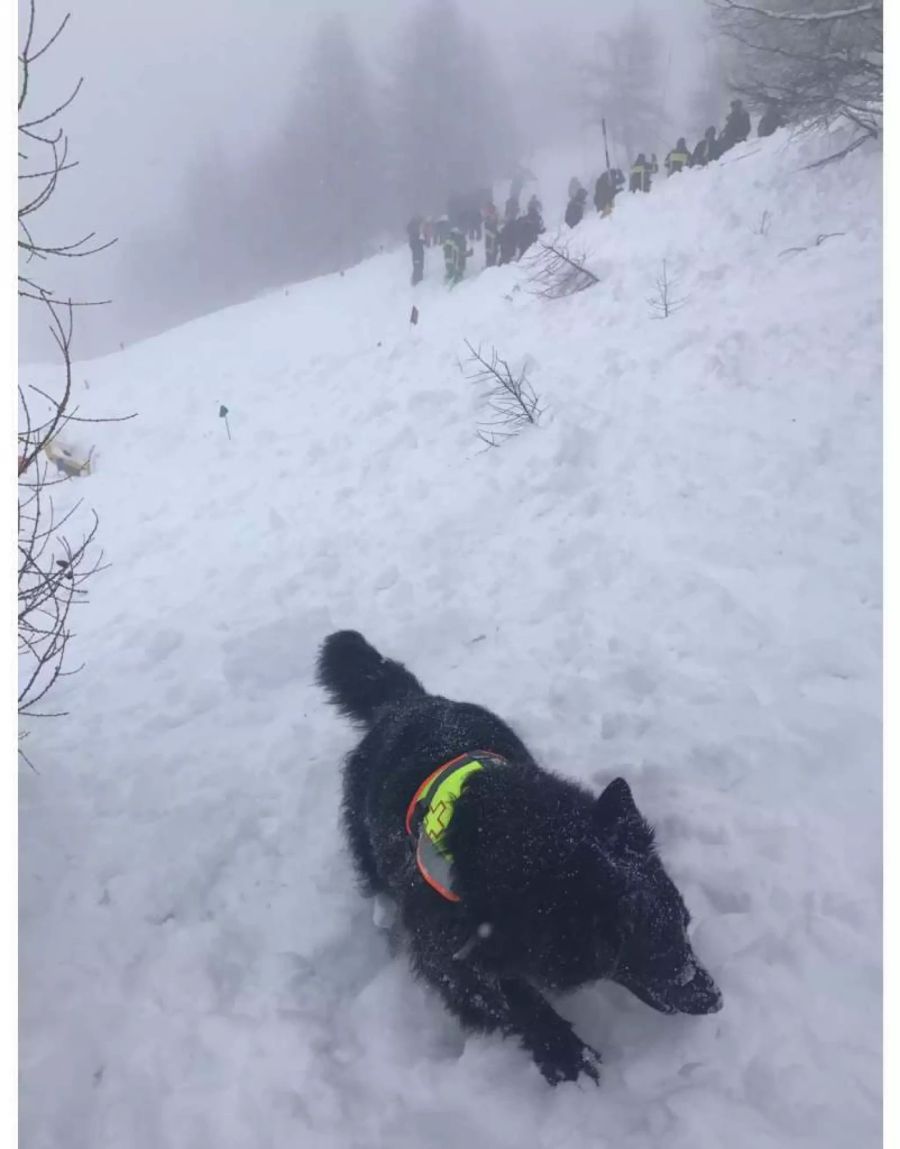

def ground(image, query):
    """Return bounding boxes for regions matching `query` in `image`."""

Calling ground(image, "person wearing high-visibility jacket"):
[665,138,690,176]
[443,226,470,286]
[629,152,657,193]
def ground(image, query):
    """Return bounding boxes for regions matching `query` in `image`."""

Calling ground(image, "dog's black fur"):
[317,630,722,1085]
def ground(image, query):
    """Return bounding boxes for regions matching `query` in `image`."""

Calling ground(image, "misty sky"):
[20,0,711,360]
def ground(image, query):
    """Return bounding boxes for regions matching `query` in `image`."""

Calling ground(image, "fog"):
[20,0,720,361]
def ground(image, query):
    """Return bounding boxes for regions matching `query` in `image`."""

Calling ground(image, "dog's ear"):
[594,778,637,827]
[593,778,654,853]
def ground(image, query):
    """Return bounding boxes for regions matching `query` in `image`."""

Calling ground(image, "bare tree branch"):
[18,0,37,112]
[802,131,869,166]
[708,0,882,154]
[525,238,599,299]
[20,76,83,132]
[462,341,543,448]
[778,230,845,256]
[17,2,127,755]
[29,10,71,64]
[18,1,117,303]
[714,1,879,22]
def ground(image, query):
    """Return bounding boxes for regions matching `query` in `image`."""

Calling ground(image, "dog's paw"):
[575,1041,602,1086]
[531,1026,602,1087]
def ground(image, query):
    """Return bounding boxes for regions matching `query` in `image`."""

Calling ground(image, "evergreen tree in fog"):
[582,8,668,164]
[391,0,515,218]
[295,14,387,269]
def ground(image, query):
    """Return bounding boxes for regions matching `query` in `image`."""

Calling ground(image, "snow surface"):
[20,126,882,1149]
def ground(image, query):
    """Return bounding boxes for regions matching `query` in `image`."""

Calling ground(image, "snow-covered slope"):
[20,126,882,1149]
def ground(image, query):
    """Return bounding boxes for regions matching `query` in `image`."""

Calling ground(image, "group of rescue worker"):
[407,97,783,286]
[564,97,780,226]
[407,182,546,287]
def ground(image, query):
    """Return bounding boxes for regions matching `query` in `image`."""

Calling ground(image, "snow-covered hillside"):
[20,126,882,1149]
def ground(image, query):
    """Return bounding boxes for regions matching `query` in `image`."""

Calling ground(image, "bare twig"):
[647,259,689,318]
[18,0,117,303]
[803,131,871,168]
[462,341,543,448]
[526,239,599,299]
[17,449,106,720]
[777,230,846,257]
[712,1,879,24]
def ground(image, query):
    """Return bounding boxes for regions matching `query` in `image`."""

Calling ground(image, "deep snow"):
[20,126,882,1149]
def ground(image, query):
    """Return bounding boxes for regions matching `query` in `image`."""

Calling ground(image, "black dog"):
[317,630,722,1085]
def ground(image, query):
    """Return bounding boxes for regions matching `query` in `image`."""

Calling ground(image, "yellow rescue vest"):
[404,750,508,901]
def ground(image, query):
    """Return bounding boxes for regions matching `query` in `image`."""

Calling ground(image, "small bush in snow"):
[647,259,689,319]
[463,341,543,449]
[526,239,599,300]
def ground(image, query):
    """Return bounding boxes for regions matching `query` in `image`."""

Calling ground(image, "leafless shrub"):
[462,341,543,449]
[18,2,126,754]
[526,239,600,299]
[647,259,689,319]
[709,0,883,164]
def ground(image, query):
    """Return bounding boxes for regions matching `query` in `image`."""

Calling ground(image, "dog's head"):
[591,778,722,1015]
[467,777,722,1016]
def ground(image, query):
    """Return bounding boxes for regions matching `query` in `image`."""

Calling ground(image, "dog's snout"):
[675,965,723,1015]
